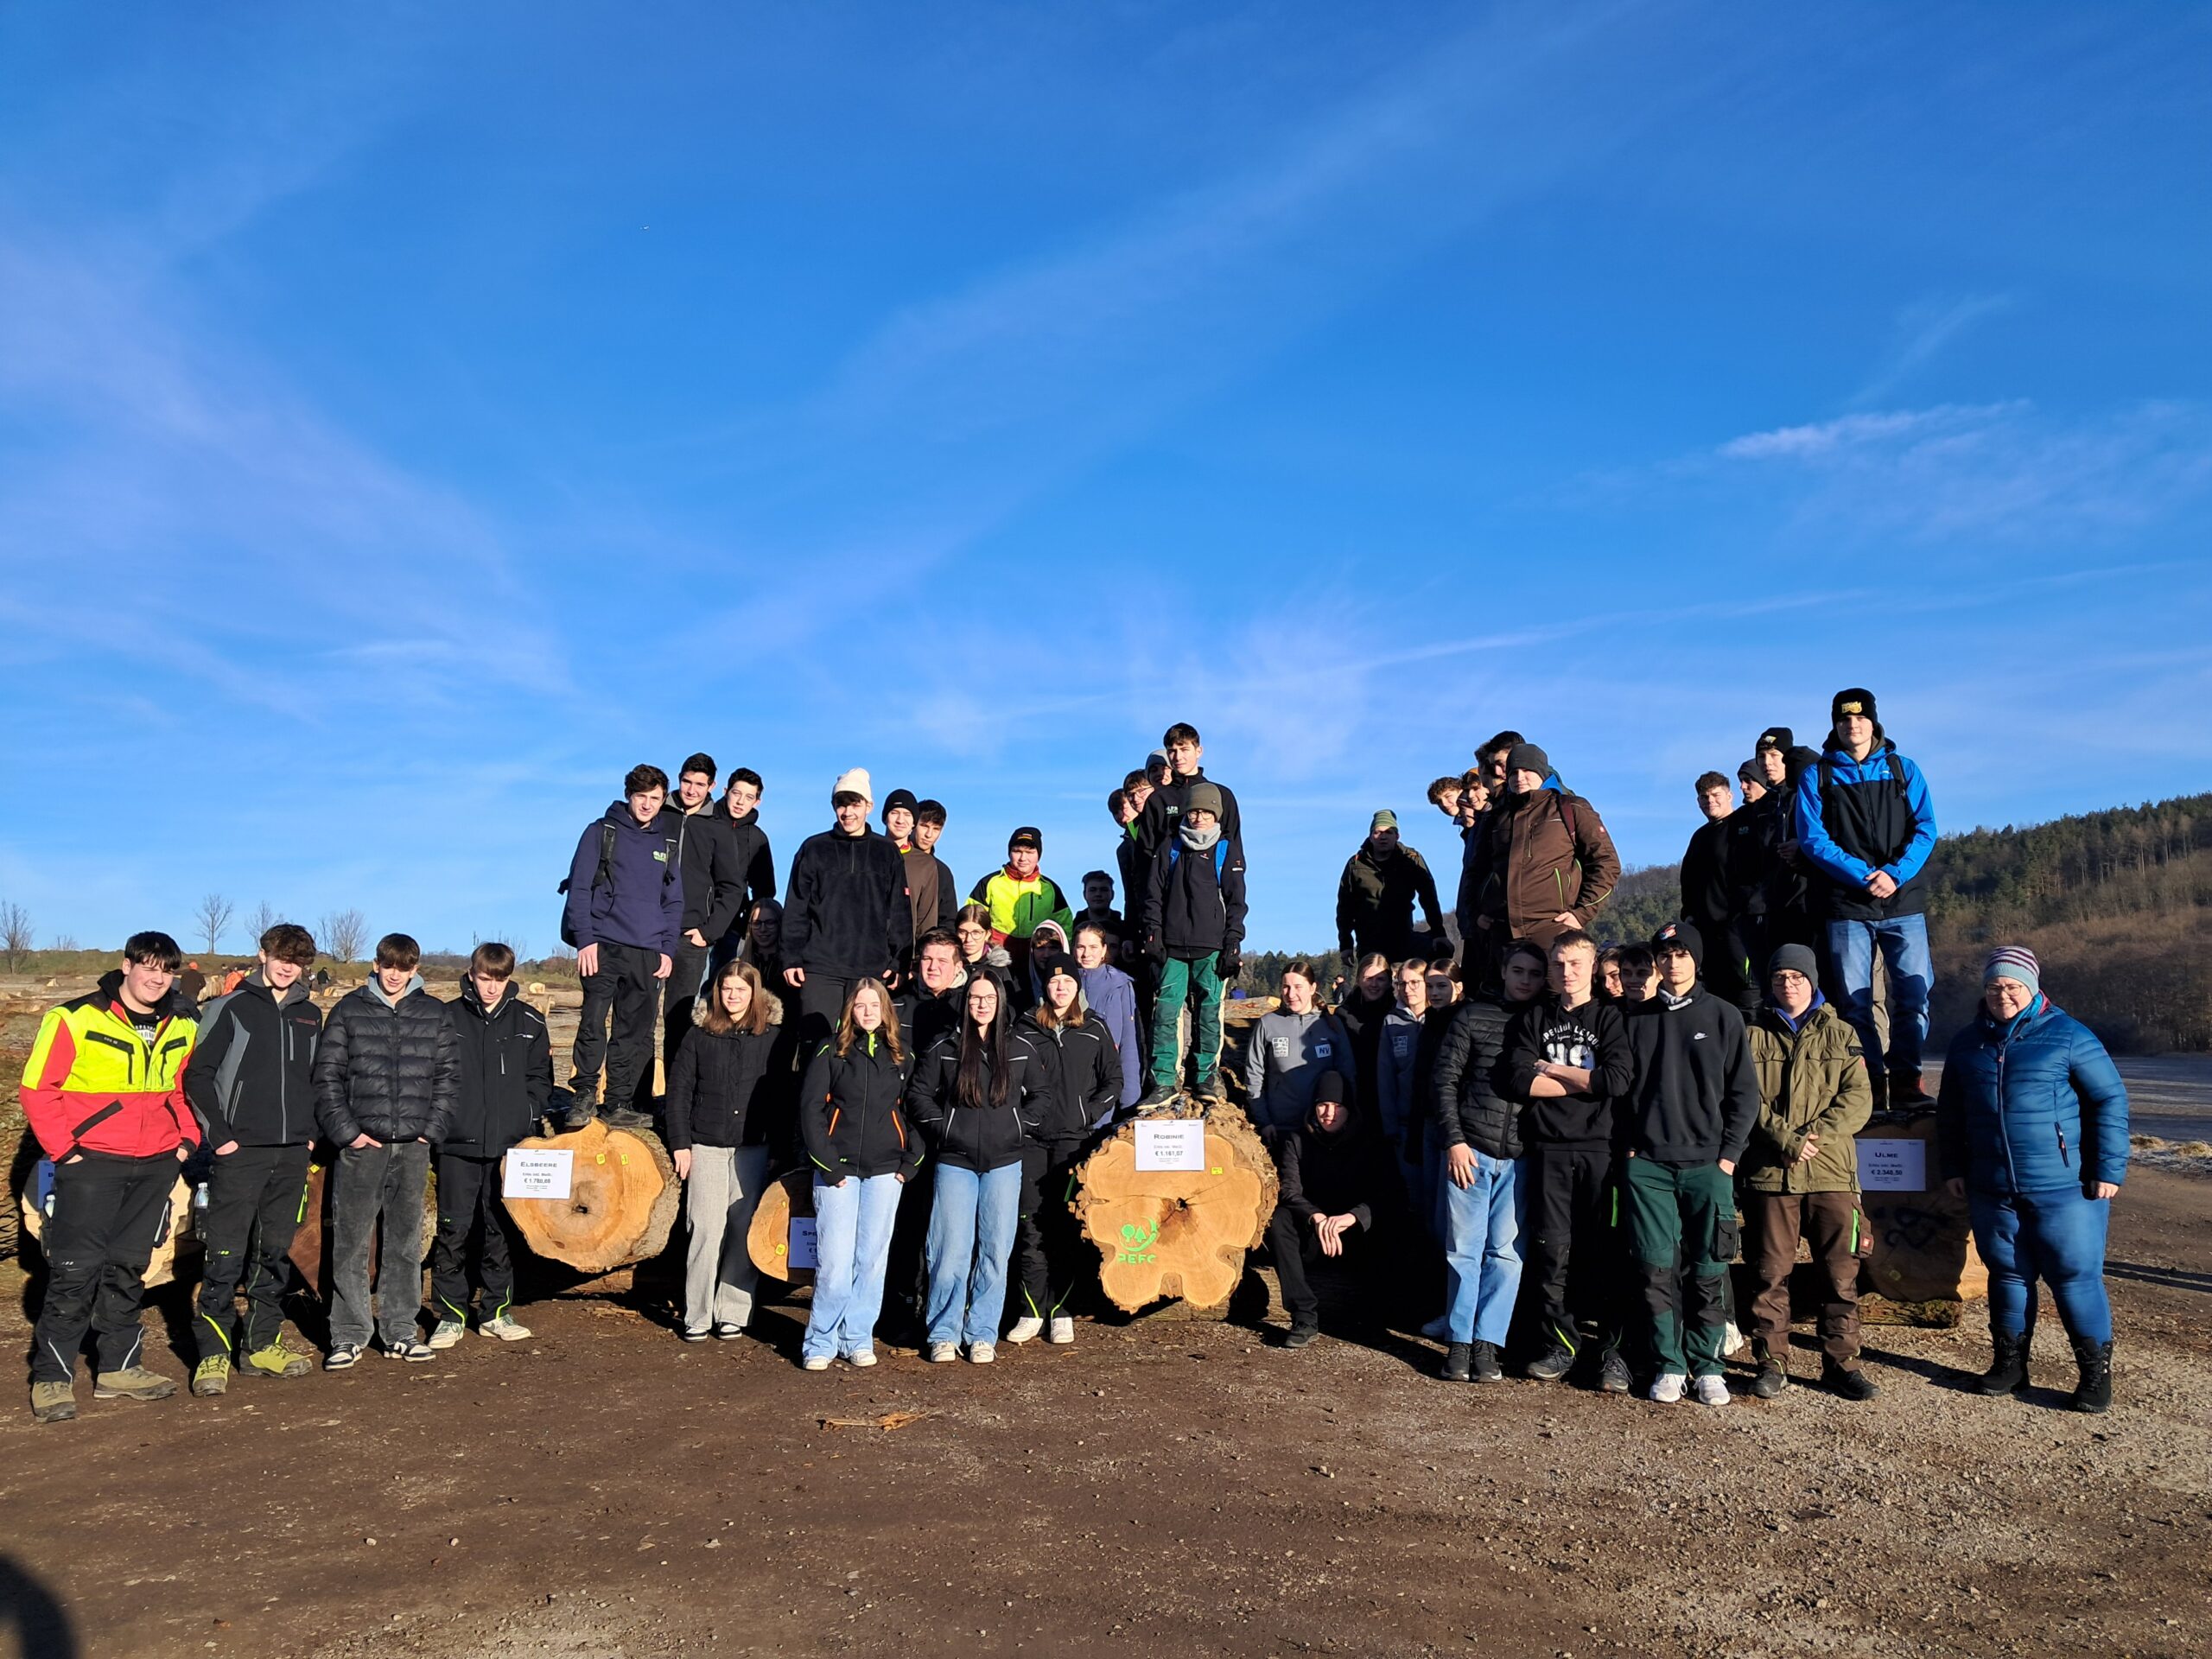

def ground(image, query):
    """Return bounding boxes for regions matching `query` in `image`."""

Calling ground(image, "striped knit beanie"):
[1982,946,2040,996]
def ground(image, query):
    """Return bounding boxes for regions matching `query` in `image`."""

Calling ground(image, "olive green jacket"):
[1742,1000,1873,1194]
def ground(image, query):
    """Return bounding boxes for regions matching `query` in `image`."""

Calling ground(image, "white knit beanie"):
[832,767,873,804]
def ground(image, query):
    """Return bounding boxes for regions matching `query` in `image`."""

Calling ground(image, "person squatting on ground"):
[23,933,200,1422]
[668,958,795,1342]
[1268,1071,1394,1348]
[1938,946,2130,1414]
[429,942,550,1350]
[1140,780,1247,1105]
[1009,951,1123,1344]
[183,922,324,1395]
[798,978,917,1370]
[313,932,460,1369]
[1738,943,1877,1402]
[562,764,683,1128]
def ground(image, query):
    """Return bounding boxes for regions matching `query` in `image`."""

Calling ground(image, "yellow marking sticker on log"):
[1211,1166,1224,1175]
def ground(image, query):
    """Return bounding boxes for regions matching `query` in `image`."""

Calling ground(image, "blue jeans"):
[1969,1186,2113,1344]
[925,1161,1023,1347]
[804,1172,902,1362]
[1824,913,1932,1079]
[1443,1149,1522,1346]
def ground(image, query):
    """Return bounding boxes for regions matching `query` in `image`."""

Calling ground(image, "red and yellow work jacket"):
[21,973,200,1160]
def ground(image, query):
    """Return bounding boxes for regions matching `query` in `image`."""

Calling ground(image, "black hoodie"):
[1503,994,1631,1147]
[717,802,779,947]
[1620,987,1761,1165]
[442,980,553,1157]
[675,803,752,942]
[1017,1010,1122,1147]
[1274,1098,1392,1232]
[185,970,326,1148]
[783,826,912,979]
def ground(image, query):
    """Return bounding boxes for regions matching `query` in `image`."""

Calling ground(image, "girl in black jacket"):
[1009,952,1123,1345]
[667,960,794,1342]
[796,978,914,1370]
[907,973,1045,1363]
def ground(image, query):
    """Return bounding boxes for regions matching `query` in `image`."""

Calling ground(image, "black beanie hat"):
[1008,825,1043,852]
[1503,741,1551,779]
[1755,726,1794,754]
[881,787,919,822]
[1831,689,1877,726]
[1034,950,1080,990]
[1313,1069,1351,1107]
[1651,918,1704,973]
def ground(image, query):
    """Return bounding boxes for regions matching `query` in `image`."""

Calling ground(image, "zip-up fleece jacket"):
[1936,995,2129,1196]
[676,801,752,942]
[800,1032,918,1181]
[185,970,322,1148]
[783,826,912,979]
[906,1031,1046,1173]
[314,976,461,1147]
[1432,995,1533,1160]
[969,868,1076,947]
[1244,1007,1357,1136]
[21,971,200,1160]
[1471,784,1622,947]
[1137,769,1244,857]
[1793,738,1937,921]
[563,801,684,955]
[1680,817,1732,944]
[1503,994,1631,1147]
[1620,988,1760,1166]
[1143,832,1249,959]
[1335,842,1444,962]
[1079,963,1142,1109]
[1018,1011,1122,1145]
[717,804,779,946]
[442,982,552,1157]
[1274,1100,1392,1232]
[665,1007,793,1153]
[1741,995,1872,1194]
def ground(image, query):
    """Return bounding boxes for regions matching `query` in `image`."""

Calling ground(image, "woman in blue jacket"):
[1937,947,2128,1413]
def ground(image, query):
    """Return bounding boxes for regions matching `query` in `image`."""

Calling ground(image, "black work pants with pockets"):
[574,940,661,1111]
[194,1143,313,1360]
[430,1151,518,1324]
[31,1150,177,1382]
[1518,1141,1624,1357]
[1014,1140,1088,1322]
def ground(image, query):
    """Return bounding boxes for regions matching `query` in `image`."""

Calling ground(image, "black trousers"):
[797,973,855,1058]
[1519,1141,1624,1355]
[1267,1205,1370,1321]
[574,940,661,1110]
[194,1143,313,1360]
[430,1151,518,1321]
[31,1151,177,1382]
[662,941,712,1083]
[885,1161,935,1331]
[1013,1141,1089,1321]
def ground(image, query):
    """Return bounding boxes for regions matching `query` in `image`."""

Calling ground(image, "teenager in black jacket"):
[430,944,552,1350]
[907,974,1046,1363]
[1268,1071,1394,1348]
[183,923,325,1392]
[1138,782,1248,1105]
[665,959,795,1341]
[666,753,755,1071]
[1009,953,1122,1346]
[781,768,912,1052]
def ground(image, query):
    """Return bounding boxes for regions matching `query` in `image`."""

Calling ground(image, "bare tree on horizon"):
[0,901,31,969]
[193,893,236,957]
[320,908,367,963]
[245,899,280,944]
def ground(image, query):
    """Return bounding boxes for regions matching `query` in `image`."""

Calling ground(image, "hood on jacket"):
[365,972,427,1009]
[244,966,314,1007]
[97,968,189,1022]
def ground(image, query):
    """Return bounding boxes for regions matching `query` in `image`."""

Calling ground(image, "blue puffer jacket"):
[1936,996,2129,1195]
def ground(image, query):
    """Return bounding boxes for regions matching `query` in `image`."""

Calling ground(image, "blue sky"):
[3,3,2208,957]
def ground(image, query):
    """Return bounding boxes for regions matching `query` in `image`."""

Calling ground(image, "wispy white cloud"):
[1850,290,2015,407]
[1717,403,2019,461]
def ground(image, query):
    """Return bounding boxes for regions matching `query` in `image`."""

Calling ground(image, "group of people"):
[17,701,2133,1424]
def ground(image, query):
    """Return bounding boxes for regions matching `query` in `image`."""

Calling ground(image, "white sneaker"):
[1420,1314,1451,1342]
[481,1316,531,1342]
[1722,1321,1748,1357]
[1649,1372,1687,1403]
[1692,1374,1732,1408]
[844,1348,878,1369]
[925,1342,959,1363]
[1047,1316,1075,1344]
[1005,1316,1044,1344]
[427,1319,466,1351]
[801,1355,832,1372]
[966,1342,996,1364]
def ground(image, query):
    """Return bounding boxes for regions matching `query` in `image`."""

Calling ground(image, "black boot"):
[1975,1329,2031,1396]
[2069,1338,2113,1414]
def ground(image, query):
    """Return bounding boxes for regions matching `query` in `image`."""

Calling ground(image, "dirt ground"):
[0,1170,2203,1659]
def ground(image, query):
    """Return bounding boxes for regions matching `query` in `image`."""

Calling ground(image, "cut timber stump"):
[747,1170,817,1286]
[1854,1109,1988,1325]
[503,1118,679,1274]
[21,1173,195,1289]
[1075,1096,1277,1315]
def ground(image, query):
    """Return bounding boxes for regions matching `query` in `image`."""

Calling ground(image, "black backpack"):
[556,823,617,948]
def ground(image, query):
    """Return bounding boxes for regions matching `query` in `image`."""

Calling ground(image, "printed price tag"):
[788,1216,819,1270]
[1135,1121,1206,1173]
[503,1148,574,1200]
[1857,1137,1927,1192]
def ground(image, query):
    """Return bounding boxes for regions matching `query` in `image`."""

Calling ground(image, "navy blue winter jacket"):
[1936,996,2129,1195]
[562,802,685,956]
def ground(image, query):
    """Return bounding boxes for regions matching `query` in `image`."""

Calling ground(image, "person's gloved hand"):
[1217,948,1241,980]
[1144,932,1167,966]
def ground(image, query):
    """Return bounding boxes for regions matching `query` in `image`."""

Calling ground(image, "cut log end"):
[1074,1096,1278,1315]
[502,1118,679,1274]
[747,1170,816,1285]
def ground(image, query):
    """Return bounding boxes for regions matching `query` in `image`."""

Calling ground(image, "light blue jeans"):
[925,1161,1023,1347]
[804,1171,902,1363]
[1825,913,1932,1079]
[1443,1148,1522,1346]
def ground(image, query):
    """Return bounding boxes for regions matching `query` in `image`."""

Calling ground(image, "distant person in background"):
[667,753,750,1075]
[1336,810,1445,968]
[184,922,323,1396]
[1939,947,2129,1414]
[175,960,207,1010]
[561,763,683,1128]
[1796,689,1939,1109]
[1680,771,1749,1014]
[781,768,912,1053]
[970,827,1077,993]
[22,931,200,1423]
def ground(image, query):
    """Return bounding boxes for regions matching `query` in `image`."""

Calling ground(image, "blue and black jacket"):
[1936,995,2129,1196]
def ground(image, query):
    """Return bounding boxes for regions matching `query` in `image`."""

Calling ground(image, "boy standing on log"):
[183,922,325,1396]
[1138,783,1248,1107]
[315,932,460,1369]
[23,931,200,1423]
[561,764,683,1128]
[1136,722,1243,855]
[430,942,551,1350]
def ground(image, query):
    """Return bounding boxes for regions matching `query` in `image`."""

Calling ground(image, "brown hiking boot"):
[93,1364,177,1402]
[29,1381,77,1423]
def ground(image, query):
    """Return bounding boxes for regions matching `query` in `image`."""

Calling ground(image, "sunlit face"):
[849,985,883,1031]
[1551,945,1594,1001]
[918,943,960,993]
[1369,826,1401,856]
[1758,748,1787,787]
[1281,971,1315,1014]
[1045,972,1079,1014]
[956,917,989,958]
[1396,965,1428,1014]
[1313,1098,1347,1134]
[1770,969,1814,1018]
[1741,775,1768,804]
[628,787,665,826]
[834,796,869,834]
[1427,972,1455,1007]
[966,975,1000,1031]
[262,951,304,993]
[1433,786,1462,819]
[471,969,510,1008]
[1502,952,1547,1002]
[913,818,943,852]
[1510,768,1545,796]
[1358,962,1389,999]
[749,906,781,950]
[1602,960,1624,998]
[1699,785,1732,822]
[1184,808,1217,835]
[885,806,915,845]
[1166,738,1201,777]
[119,957,175,1012]
[678,771,713,810]
[1837,713,1875,753]
[726,779,762,817]
[1464,780,1490,816]
[719,973,754,1019]
[1074,932,1108,971]
[1656,944,1698,995]
[1007,845,1040,879]
[1985,977,2033,1020]
[1128,780,1154,816]
[376,962,414,997]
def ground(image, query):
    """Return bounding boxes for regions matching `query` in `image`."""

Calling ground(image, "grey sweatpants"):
[328,1139,430,1350]
[683,1144,772,1335]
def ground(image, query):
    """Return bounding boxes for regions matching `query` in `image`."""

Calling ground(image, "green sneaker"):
[93,1364,177,1402]
[191,1357,231,1397]
[240,1343,311,1380]
[29,1381,76,1423]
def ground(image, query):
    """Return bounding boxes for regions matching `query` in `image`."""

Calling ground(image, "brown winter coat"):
[1472,788,1622,948]
[1742,1000,1874,1194]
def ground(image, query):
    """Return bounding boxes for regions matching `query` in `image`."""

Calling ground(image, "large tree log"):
[21,1172,196,1289]
[1074,1096,1278,1314]
[1854,1109,1988,1321]
[287,1158,437,1299]
[747,1169,817,1286]
[502,1118,679,1274]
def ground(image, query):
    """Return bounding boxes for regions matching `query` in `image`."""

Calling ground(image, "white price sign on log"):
[503,1148,574,1200]
[788,1216,819,1270]
[1135,1121,1207,1173]
[1857,1137,1927,1192]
